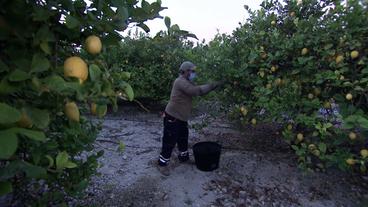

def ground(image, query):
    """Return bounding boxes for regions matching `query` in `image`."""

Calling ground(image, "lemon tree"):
[104,18,197,102]
[0,0,164,205]
[198,0,368,173]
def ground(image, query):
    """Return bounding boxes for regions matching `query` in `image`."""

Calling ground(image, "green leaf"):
[45,155,54,168]
[89,64,102,81]
[65,161,77,168]
[65,15,80,29]
[319,143,327,153]
[0,181,12,196]
[40,42,52,55]
[121,72,131,80]
[8,69,30,82]
[138,23,150,33]
[357,117,368,129]
[0,130,18,159]
[23,163,47,178]
[118,141,125,152]
[56,151,69,171]
[164,16,171,29]
[96,104,107,118]
[124,84,134,101]
[9,128,46,141]
[0,103,21,124]
[0,60,9,72]
[31,54,50,73]
[44,75,67,92]
[27,107,50,129]
[32,7,51,21]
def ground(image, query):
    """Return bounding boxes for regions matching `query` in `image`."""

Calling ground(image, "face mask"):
[188,72,196,81]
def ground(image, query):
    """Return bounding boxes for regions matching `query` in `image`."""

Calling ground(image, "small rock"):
[162,194,168,200]
[237,198,245,206]
[239,191,247,198]
[222,188,227,193]
[110,194,115,199]
[122,155,127,160]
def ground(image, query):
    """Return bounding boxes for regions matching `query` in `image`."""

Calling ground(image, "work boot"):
[178,151,189,163]
[156,162,170,176]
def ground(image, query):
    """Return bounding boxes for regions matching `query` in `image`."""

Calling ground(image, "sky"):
[127,0,263,42]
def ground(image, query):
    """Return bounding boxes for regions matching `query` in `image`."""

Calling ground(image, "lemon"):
[346,158,355,165]
[313,88,321,96]
[17,110,33,128]
[301,48,308,55]
[259,71,265,78]
[65,102,80,122]
[251,118,257,125]
[350,50,359,59]
[349,132,357,140]
[312,149,320,157]
[271,20,276,25]
[308,144,316,151]
[240,106,248,116]
[297,133,304,141]
[287,124,293,131]
[271,66,277,72]
[91,103,97,115]
[275,78,282,86]
[339,75,345,80]
[261,52,267,59]
[335,55,344,64]
[85,35,102,55]
[308,93,314,99]
[346,93,353,100]
[360,149,368,158]
[64,56,88,83]
[323,101,331,109]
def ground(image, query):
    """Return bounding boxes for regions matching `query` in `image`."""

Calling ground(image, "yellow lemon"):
[312,149,320,157]
[349,132,357,140]
[301,48,308,55]
[275,78,282,86]
[240,106,248,116]
[346,93,353,100]
[91,103,97,115]
[259,71,265,78]
[346,158,355,165]
[251,118,257,125]
[360,149,368,158]
[65,102,80,122]
[335,55,344,64]
[323,101,331,108]
[64,56,88,83]
[350,50,359,59]
[308,144,316,151]
[271,66,277,72]
[271,20,276,25]
[308,93,314,99]
[297,133,304,141]
[287,124,293,131]
[85,35,102,55]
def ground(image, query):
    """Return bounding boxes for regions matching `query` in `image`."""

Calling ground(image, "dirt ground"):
[72,104,368,207]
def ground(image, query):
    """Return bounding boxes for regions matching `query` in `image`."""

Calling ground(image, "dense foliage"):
[0,0,163,205]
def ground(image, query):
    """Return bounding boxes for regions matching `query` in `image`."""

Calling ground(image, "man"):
[156,61,222,176]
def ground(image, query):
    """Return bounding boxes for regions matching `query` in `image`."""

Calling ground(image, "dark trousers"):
[158,113,189,166]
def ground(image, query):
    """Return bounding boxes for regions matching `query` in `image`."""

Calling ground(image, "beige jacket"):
[165,76,216,121]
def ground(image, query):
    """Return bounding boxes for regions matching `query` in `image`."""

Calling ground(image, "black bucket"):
[193,142,222,171]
